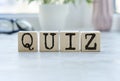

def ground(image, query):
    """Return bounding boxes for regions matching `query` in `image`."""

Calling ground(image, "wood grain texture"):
[40,31,59,52]
[60,31,80,52]
[81,31,100,52]
[18,31,38,52]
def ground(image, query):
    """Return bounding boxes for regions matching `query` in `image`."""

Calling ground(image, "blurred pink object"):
[92,0,113,31]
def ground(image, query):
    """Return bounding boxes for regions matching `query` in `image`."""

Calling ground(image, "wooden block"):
[18,31,38,52]
[81,31,100,52]
[60,31,80,52]
[40,31,59,52]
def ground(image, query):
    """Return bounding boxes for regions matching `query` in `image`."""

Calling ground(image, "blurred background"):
[0,0,119,32]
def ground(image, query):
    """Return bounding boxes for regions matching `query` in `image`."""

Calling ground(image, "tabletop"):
[0,32,120,81]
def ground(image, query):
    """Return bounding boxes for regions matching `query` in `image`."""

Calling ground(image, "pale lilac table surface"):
[0,32,120,81]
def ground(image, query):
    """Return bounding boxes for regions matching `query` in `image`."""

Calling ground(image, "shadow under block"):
[60,31,80,52]
[18,31,38,52]
[40,31,59,52]
[81,31,100,52]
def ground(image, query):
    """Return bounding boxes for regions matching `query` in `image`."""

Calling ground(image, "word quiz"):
[18,31,100,52]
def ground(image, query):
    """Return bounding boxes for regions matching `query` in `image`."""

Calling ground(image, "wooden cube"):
[18,31,38,52]
[60,31,80,52]
[40,31,59,52]
[81,31,100,52]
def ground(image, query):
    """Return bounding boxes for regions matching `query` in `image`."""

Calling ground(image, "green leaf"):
[28,0,35,3]
[18,0,93,4]
[63,0,75,4]
[86,0,93,3]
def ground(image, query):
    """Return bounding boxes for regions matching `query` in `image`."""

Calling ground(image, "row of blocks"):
[18,31,100,52]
